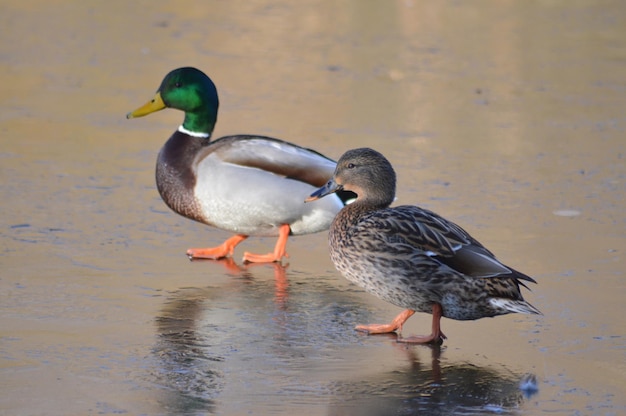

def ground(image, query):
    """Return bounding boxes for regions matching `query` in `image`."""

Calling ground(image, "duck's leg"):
[186,234,248,260]
[242,224,290,263]
[397,303,447,345]
[355,309,415,334]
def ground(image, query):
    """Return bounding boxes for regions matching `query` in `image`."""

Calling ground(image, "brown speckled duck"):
[127,67,352,263]
[306,148,541,344]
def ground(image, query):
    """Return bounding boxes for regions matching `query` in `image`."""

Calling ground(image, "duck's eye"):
[174,82,182,88]
[347,163,355,169]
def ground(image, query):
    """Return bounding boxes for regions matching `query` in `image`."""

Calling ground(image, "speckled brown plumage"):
[307,148,541,344]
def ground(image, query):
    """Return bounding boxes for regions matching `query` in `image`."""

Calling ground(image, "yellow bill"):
[126,92,166,119]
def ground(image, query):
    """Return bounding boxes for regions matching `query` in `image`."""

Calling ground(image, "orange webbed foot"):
[397,304,447,345]
[397,331,447,345]
[242,251,290,263]
[186,235,248,260]
[355,309,415,334]
[355,323,400,334]
[242,224,290,264]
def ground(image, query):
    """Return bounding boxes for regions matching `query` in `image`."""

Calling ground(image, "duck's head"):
[306,148,396,208]
[126,67,219,135]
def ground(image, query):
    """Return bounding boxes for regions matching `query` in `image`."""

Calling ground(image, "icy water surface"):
[1,1,625,415]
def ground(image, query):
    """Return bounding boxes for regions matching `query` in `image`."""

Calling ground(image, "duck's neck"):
[178,125,211,138]
[335,199,386,227]
[181,110,216,138]
[351,196,393,213]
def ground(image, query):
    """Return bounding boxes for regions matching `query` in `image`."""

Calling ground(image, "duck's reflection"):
[329,345,533,416]
[150,260,325,414]
[151,261,536,415]
[152,284,223,414]
[190,257,290,309]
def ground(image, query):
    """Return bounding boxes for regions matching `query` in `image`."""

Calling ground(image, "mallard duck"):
[127,67,352,263]
[306,148,541,344]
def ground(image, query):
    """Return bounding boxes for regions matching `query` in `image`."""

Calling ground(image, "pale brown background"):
[1,1,624,415]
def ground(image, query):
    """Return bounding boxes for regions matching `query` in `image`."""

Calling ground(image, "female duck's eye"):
[347,163,355,169]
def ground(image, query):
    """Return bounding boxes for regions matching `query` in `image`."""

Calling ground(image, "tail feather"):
[490,298,542,316]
